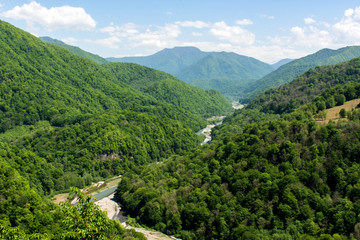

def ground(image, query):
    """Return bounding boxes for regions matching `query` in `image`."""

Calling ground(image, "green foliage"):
[0,158,145,239]
[241,46,360,102]
[247,58,360,114]
[9,110,201,193]
[107,46,209,75]
[117,110,360,239]
[176,52,274,83]
[0,20,208,132]
[102,62,232,117]
[107,47,274,100]
[40,36,108,65]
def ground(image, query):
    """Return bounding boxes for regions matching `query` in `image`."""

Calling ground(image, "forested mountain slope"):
[102,62,232,117]
[240,46,360,102]
[107,46,209,75]
[247,57,360,114]
[116,57,360,239]
[0,20,232,238]
[107,47,274,99]
[176,51,274,83]
[0,144,146,239]
[0,20,214,131]
[39,36,108,65]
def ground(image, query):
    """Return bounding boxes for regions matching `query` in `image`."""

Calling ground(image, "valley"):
[2,16,360,240]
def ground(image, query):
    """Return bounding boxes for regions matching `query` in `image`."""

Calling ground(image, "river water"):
[198,101,244,145]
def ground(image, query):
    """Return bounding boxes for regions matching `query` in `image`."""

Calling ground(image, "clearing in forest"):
[315,98,360,124]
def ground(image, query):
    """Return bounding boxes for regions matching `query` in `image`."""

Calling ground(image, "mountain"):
[0,19,222,238]
[107,47,274,99]
[176,51,274,83]
[116,56,360,240]
[247,57,360,114]
[40,36,108,65]
[271,58,294,69]
[102,62,232,117]
[107,46,209,74]
[240,46,360,102]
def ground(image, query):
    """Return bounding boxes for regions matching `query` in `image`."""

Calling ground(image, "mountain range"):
[3,18,360,239]
[107,47,275,100]
[240,46,360,102]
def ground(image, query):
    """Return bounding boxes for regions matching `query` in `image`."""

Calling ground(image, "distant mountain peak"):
[39,36,65,44]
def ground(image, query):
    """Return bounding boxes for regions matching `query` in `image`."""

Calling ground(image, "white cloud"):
[90,36,122,49]
[209,21,255,45]
[290,26,332,47]
[236,19,253,26]
[1,1,96,31]
[333,7,360,44]
[304,17,316,25]
[100,23,139,37]
[131,24,181,48]
[175,20,210,28]
[97,23,181,50]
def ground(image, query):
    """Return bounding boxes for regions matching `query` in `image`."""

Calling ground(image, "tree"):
[339,108,346,118]
[60,187,126,239]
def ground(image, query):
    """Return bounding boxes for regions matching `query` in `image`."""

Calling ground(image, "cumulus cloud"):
[96,23,181,49]
[291,26,332,47]
[304,17,316,25]
[175,20,210,28]
[1,1,96,31]
[333,7,360,44]
[100,23,139,38]
[236,19,253,26]
[209,21,255,45]
[90,36,122,49]
[131,24,181,48]
[287,6,360,48]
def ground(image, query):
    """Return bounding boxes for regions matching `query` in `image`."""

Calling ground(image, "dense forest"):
[0,20,231,238]
[39,36,108,65]
[2,17,360,240]
[247,57,360,114]
[102,62,232,117]
[116,57,360,239]
[239,46,360,102]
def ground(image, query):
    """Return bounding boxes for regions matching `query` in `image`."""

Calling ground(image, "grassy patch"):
[315,98,360,124]
[0,121,53,143]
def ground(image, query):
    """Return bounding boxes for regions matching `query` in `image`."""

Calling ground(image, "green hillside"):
[107,46,209,74]
[247,57,360,114]
[0,151,145,239]
[102,62,232,117]
[176,52,274,83]
[239,46,360,102]
[240,46,360,102]
[0,19,212,238]
[116,56,360,239]
[40,36,108,65]
[0,20,208,132]
[107,47,274,100]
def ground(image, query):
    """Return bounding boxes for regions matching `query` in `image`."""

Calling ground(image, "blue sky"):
[1,0,360,63]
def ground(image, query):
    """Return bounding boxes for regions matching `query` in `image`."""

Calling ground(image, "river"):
[198,101,244,145]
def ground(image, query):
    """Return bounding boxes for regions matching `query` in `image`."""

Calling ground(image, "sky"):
[1,1,360,63]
